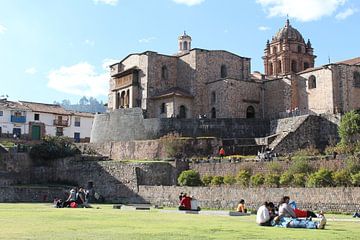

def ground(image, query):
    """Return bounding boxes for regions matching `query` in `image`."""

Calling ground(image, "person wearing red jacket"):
[179,193,191,210]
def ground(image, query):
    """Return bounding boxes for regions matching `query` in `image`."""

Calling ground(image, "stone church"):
[107,20,360,121]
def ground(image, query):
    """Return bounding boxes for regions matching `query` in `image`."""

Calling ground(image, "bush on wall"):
[279,171,293,187]
[236,169,251,187]
[211,176,224,186]
[250,173,264,187]
[332,170,352,187]
[29,136,79,162]
[264,173,280,187]
[307,168,334,187]
[177,170,202,186]
[201,175,213,186]
[223,175,236,185]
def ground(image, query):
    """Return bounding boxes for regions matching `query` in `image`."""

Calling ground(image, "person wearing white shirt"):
[256,202,273,226]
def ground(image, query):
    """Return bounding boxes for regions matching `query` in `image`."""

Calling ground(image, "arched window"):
[160,103,166,114]
[277,60,282,74]
[116,92,120,109]
[353,71,360,88]
[179,105,187,119]
[211,91,216,104]
[161,65,168,80]
[221,65,227,78]
[183,41,188,50]
[291,60,297,72]
[120,91,125,108]
[273,47,277,54]
[246,106,255,118]
[269,62,273,75]
[211,107,216,118]
[304,62,310,70]
[298,45,302,53]
[308,75,316,89]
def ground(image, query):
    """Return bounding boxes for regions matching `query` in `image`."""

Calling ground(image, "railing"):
[53,119,69,126]
[10,115,26,123]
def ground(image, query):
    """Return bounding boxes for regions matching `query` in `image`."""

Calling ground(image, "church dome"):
[273,19,304,43]
[178,31,191,40]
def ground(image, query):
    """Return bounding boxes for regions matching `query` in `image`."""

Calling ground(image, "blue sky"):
[0,0,359,104]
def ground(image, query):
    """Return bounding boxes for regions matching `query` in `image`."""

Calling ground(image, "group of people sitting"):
[256,196,326,229]
[54,187,92,208]
[178,192,201,211]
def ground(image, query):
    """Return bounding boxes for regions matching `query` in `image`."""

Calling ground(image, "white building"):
[0,99,94,142]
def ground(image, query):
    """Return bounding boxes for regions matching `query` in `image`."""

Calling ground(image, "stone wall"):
[91,108,270,143]
[0,186,66,202]
[138,185,360,213]
[189,159,345,177]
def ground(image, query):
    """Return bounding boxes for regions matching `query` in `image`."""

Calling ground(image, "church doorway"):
[246,106,255,118]
[211,107,216,118]
[179,105,187,119]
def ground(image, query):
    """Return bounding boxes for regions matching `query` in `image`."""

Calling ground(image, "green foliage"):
[338,110,360,144]
[177,170,202,186]
[266,161,283,174]
[223,175,236,185]
[161,133,186,159]
[307,168,334,187]
[250,173,264,187]
[351,172,360,186]
[279,171,294,187]
[211,176,224,186]
[292,173,306,187]
[288,158,314,174]
[29,136,79,162]
[264,173,280,187]
[293,145,320,156]
[332,170,352,187]
[201,175,213,186]
[345,156,360,174]
[236,170,251,187]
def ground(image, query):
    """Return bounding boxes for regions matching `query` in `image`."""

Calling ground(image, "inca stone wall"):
[91,108,270,143]
[138,185,360,213]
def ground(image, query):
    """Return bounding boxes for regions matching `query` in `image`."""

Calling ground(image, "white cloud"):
[47,62,108,97]
[0,24,7,34]
[172,0,205,6]
[138,37,156,43]
[93,0,118,6]
[258,26,270,31]
[256,0,346,22]
[25,67,37,75]
[336,8,357,20]
[84,39,95,46]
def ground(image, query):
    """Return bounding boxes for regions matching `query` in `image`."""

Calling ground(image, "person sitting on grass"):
[76,187,92,208]
[278,196,297,218]
[236,199,247,213]
[256,202,275,226]
[179,193,192,210]
[190,196,201,211]
[62,187,77,208]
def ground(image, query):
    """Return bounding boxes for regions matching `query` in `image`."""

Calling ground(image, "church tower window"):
[161,65,168,80]
[298,45,302,53]
[291,60,297,72]
[354,71,360,88]
[211,91,216,104]
[308,75,317,89]
[160,103,166,114]
[221,65,227,78]
[183,41,188,50]
[211,107,216,118]
[246,106,255,118]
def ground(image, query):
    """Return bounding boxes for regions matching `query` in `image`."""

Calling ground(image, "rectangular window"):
[74,132,80,142]
[75,117,81,127]
[56,127,63,136]
[0,111,3,116]
[34,113,40,121]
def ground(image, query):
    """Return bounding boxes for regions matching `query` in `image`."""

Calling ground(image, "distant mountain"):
[54,96,106,113]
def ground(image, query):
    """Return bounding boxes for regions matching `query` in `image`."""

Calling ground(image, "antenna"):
[328,56,331,64]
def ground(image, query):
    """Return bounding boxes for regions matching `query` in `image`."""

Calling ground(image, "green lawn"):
[0,204,359,239]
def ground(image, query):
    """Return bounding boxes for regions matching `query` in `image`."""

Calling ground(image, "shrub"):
[351,172,360,186]
[307,168,333,187]
[266,162,283,174]
[279,172,293,187]
[345,156,360,174]
[338,110,360,144]
[292,173,306,187]
[211,176,224,186]
[236,170,251,187]
[161,132,186,159]
[293,145,320,156]
[177,170,202,186]
[332,170,352,187]
[288,158,314,174]
[223,175,236,185]
[201,175,213,186]
[29,136,79,162]
[250,173,264,187]
[264,173,280,187]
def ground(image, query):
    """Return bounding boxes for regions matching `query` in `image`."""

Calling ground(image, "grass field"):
[0,204,359,240]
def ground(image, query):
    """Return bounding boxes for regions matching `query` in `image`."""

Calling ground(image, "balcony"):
[53,119,69,126]
[11,115,26,123]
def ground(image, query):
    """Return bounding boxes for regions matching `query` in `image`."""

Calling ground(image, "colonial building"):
[0,99,94,142]
[107,20,360,120]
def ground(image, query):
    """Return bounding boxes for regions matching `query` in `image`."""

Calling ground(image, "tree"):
[338,110,360,144]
